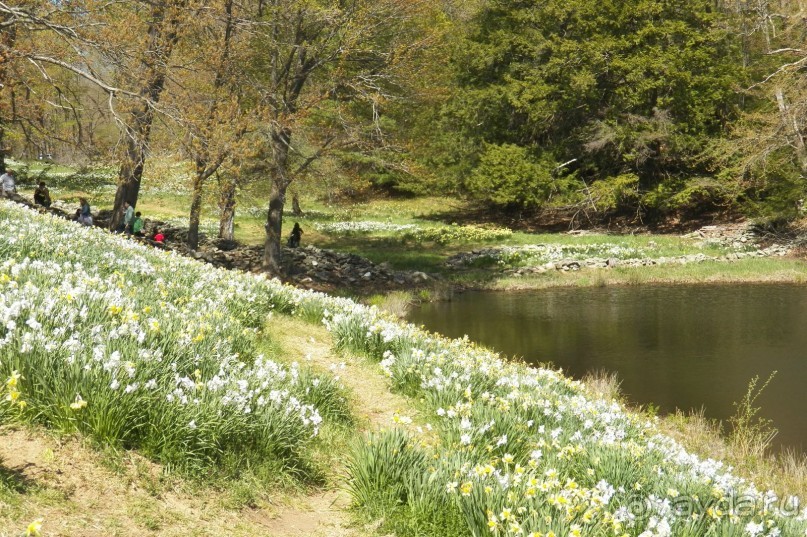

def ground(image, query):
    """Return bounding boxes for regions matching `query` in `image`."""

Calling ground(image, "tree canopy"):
[4,0,807,250]
[434,0,748,218]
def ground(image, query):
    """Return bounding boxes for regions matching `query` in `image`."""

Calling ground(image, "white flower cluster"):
[313,220,514,244]
[313,220,420,235]
[494,243,650,267]
[0,202,334,454]
[322,290,807,536]
[3,200,804,536]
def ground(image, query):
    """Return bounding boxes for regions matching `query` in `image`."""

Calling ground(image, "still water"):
[408,285,807,452]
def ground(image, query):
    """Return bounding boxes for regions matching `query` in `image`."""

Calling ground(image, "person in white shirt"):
[0,169,15,196]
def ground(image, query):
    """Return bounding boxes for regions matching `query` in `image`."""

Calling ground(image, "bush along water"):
[0,201,349,479]
[325,312,807,535]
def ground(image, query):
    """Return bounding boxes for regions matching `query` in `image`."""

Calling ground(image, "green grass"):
[4,187,807,535]
[490,257,807,290]
[0,202,355,488]
[8,157,806,293]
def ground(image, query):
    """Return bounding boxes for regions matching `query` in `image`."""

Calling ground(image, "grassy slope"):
[0,315,418,537]
[0,197,422,536]
[1,200,806,536]
[11,157,806,291]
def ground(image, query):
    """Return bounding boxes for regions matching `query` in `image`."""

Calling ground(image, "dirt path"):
[0,426,264,537]
[271,316,415,429]
[0,316,415,537]
[260,317,419,537]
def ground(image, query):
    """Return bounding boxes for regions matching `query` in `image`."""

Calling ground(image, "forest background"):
[3,0,807,270]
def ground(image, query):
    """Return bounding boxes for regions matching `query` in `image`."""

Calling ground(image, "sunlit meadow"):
[2,201,805,536]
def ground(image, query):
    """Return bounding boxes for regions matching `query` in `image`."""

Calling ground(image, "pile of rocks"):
[284,246,433,288]
[505,245,791,276]
[681,223,757,250]
[170,241,434,290]
[4,194,436,292]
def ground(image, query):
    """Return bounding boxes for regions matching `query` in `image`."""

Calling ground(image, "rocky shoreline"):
[447,223,792,276]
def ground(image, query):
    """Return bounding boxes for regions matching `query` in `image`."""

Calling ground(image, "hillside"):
[2,200,807,537]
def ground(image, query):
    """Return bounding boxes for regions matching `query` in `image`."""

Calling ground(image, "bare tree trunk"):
[186,0,237,246]
[775,87,807,172]
[0,127,5,172]
[263,127,291,273]
[218,175,237,240]
[264,178,285,273]
[291,191,303,215]
[188,165,205,250]
[110,0,185,230]
[112,116,151,225]
[219,204,235,240]
[0,17,16,173]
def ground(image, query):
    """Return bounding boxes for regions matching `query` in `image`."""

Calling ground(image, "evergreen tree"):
[442,0,746,217]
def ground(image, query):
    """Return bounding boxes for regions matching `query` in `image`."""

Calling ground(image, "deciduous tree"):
[243,0,435,272]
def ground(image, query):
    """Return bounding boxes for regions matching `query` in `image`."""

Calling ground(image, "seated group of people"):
[116,201,147,237]
[2,169,52,208]
[1,168,164,244]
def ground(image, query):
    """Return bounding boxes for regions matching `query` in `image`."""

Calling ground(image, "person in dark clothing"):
[77,198,92,226]
[288,222,303,248]
[33,181,51,208]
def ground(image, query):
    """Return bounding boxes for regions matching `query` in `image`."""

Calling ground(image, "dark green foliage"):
[465,143,580,208]
[437,0,747,216]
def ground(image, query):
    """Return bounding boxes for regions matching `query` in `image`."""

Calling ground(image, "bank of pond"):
[410,284,807,453]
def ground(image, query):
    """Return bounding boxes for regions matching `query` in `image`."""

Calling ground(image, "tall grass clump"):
[0,202,345,480]
[367,291,414,318]
[347,428,468,536]
[729,373,779,463]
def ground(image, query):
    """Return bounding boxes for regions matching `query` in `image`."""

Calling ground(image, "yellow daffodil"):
[25,518,43,537]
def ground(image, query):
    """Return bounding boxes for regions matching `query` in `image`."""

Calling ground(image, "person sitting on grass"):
[288,222,303,248]
[132,211,144,237]
[0,169,16,196]
[77,198,92,226]
[33,181,51,208]
[152,229,165,244]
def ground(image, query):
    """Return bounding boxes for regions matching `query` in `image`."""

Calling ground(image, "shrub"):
[465,143,581,209]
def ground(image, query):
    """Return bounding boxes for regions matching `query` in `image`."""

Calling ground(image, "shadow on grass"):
[14,165,114,193]
[0,463,36,495]
[416,203,587,233]
[315,236,451,272]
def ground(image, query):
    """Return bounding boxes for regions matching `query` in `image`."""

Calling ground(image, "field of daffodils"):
[1,201,804,537]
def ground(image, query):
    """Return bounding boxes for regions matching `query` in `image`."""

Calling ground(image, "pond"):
[408,284,807,452]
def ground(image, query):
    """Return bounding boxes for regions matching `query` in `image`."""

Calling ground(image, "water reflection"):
[408,285,807,452]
